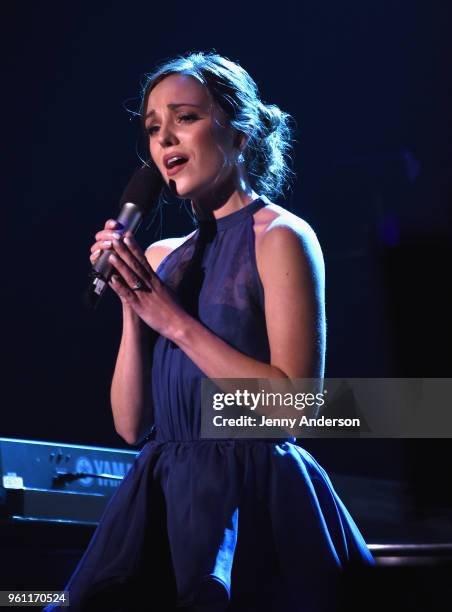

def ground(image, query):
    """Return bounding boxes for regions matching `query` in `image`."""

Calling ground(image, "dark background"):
[3,1,451,503]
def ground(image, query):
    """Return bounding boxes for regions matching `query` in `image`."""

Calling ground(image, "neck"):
[191,167,259,221]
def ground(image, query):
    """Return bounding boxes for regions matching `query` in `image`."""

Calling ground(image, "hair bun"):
[259,104,280,137]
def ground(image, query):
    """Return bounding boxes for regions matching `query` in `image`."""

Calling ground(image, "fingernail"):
[92,249,101,258]
[124,236,131,246]
[109,253,117,263]
[112,232,121,240]
[103,240,112,248]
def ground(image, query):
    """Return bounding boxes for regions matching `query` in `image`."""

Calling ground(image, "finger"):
[123,232,156,276]
[95,229,124,242]
[108,252,152,291]
[108,274,138,304]
[90,249,102,264]
[111,238,153,285]
[105,219,123,230]
[90,239,114,254]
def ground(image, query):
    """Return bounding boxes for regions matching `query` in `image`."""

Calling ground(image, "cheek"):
[149,143,163,171]
[148,141,157,162]
[195,128,232,167]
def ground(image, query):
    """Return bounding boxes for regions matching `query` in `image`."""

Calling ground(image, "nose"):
[157,120,179,147]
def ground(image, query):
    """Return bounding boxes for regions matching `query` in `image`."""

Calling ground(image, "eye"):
[146,114,199,137]
[178,113,198,123]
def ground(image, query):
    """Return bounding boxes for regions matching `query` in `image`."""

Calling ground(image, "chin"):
[168,177,208,201]
[167,181,193,199]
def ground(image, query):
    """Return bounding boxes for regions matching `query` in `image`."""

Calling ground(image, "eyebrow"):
[145,103,202,121]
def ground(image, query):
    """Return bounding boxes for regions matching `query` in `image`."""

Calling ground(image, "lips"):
[166,159,188,177]
[163,153,189,177]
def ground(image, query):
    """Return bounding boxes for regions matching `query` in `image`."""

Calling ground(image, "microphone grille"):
[119,164,164,214]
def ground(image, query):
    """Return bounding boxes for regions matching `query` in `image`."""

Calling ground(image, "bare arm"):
[109,243,172,445]
[110,307,155,445]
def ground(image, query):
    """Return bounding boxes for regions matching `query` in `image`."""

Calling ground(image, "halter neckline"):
[198,196,268,231]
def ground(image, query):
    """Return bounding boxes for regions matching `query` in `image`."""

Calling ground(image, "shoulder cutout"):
[145,230,197,272]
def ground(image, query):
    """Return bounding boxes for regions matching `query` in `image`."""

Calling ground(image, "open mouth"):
[165,156,189,176]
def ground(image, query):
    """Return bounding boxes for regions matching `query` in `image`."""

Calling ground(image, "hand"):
[106,230,188,339]
[89,218,125,266]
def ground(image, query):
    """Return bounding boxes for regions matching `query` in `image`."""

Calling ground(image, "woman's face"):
[145,73,239,202]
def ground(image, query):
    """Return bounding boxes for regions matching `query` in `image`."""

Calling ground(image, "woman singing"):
[47,51,374,612]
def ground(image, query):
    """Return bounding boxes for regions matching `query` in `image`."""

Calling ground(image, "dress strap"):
[198,196,268,232]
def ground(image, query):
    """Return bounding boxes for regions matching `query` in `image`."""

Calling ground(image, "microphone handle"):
[87,202,143,308]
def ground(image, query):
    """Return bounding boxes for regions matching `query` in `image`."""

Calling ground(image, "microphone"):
[86,164,163,309]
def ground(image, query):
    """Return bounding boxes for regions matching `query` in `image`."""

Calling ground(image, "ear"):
[234,130,250,153]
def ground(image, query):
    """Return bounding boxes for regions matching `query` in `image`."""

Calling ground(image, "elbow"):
[115,417,155,446]
[269,365,291,378]
[122,433,141,447]
[114,424,142,447]
[117,430,137,446]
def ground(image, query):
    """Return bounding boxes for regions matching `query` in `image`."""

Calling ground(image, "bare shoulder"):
[254,202,324,283]
[145,229,197,272]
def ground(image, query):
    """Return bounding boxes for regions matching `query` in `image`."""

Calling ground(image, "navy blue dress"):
[45,196,374,612]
